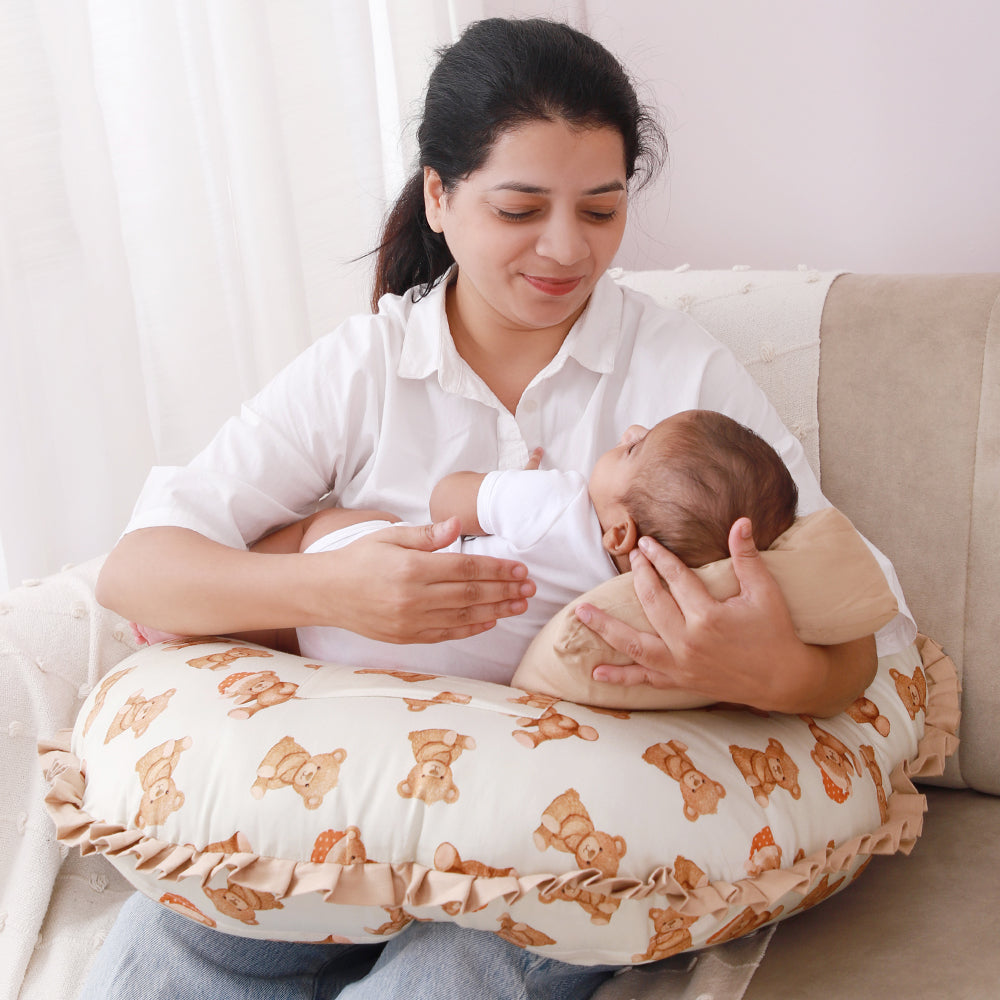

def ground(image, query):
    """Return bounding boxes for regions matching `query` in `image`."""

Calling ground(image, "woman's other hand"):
[576,518,876,717]
[316,517,536,644]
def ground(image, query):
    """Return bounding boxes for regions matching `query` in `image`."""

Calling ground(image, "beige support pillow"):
[512,507,898,710]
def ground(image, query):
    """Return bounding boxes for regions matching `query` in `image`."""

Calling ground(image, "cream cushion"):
[513,507,898,710]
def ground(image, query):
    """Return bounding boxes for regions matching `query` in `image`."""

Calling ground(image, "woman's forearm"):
[96,527,323,635]
[96,522,536,645]
[774,634,878,718]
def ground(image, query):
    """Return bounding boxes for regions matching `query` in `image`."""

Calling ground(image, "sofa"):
[2,270,997,999]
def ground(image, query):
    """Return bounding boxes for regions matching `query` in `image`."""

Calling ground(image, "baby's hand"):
[525,447,543,471]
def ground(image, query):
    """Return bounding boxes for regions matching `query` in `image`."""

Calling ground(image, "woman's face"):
[424,119,628,345]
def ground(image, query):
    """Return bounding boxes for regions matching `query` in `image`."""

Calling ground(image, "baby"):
[136,410,798,685]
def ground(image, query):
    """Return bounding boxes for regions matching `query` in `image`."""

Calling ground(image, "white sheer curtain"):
[0,0,586,590]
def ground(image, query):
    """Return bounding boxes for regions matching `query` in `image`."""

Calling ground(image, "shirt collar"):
[397,269,624,383]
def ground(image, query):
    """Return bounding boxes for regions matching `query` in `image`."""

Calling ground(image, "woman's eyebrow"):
[488,181,626,196]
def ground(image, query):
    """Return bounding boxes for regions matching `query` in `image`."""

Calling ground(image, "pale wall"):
[580,0,1000,273]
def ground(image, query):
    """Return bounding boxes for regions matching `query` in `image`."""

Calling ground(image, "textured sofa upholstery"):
[742,273,1000,999]
[2,271,997,999]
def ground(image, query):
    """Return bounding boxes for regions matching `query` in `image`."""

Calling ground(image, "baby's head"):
[589,410,798,569]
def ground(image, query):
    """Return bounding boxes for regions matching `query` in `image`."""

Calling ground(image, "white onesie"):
[295,469,615,685]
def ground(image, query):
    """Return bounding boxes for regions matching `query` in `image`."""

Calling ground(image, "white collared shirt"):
[127,272,915,655]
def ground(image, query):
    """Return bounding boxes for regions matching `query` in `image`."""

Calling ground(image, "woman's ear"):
[423,167,446,233]
[602,517,638,558]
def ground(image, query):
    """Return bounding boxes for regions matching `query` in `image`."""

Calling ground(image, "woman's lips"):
[523,274,583,296]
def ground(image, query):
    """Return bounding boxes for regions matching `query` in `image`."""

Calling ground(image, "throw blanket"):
[616,266,844,479]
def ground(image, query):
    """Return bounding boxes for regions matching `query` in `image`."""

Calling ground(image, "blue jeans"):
[80,893,617,1000]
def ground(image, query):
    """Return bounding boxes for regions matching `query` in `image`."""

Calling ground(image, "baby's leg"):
[298,508,402,553]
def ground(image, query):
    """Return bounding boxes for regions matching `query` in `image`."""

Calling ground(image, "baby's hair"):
[622,410,798,567]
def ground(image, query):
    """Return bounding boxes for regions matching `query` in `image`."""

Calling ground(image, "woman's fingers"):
[574,602,675,677]
[576,521,796,702]
[335,520,536,643]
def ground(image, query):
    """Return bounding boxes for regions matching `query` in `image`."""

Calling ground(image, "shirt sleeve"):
[124,318,391,549]
[477,469,593,550]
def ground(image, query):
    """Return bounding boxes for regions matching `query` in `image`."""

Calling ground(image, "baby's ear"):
[602,517,638,557]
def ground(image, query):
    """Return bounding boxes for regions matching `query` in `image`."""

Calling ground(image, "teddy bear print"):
[539,881,621,924]
[508,692,561,711]
[644,740,728,821]
[397,729,475,805]
[791,873,847,913]
[802,718,861,804]
[631,907,698,963]
[534,788,627,878]
[672,855,708,891]
[312,826,369,864]
[363,907,428,936]
[847,696,891,737]
[859,744,889,823]
[355,667,439,683]
[162,636,228,649]
[706,905,783,945]
[587,706,633,720]
[728,737,801,808]
[512,706,599,749]
[217,670,299,719]
[403,692,472,712]
[250,735,347,810]
[890,664,927,719]
[851,858,872,883]
[105,687,176,743]
[134,736,193,828]
[199,831,253,855]
[186,646,274,671]
[204,882,284,925]
[158,892,217,927]
[433,842,518,915]
[495,913,556,949]
[82,667,136,736]
[746,826,783,877]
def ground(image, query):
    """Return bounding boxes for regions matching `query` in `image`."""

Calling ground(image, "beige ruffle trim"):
[40,634,959,919]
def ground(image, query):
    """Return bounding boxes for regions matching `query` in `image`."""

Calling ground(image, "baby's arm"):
[430,448,542,537]
[429,473,489,535]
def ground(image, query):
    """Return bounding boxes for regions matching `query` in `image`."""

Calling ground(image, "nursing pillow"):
[513,506,900,709]
[42,633,957,965]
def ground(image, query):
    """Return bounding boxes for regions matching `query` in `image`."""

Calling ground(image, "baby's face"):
[588,412,696,527]
[589,423,649,519]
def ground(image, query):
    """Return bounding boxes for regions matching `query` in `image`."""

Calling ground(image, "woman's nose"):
[535,214,590,266]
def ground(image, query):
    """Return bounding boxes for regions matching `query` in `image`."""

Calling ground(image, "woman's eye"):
[495,208,536,222]
[586,209,619,223]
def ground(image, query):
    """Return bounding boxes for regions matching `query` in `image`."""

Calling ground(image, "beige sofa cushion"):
[818,274,1000,792]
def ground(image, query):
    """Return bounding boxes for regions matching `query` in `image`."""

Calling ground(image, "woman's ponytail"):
[370,172,454,311]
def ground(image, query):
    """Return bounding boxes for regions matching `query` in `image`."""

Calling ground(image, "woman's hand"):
[575,518,877,716]
[98,520,534,646]
[310,516,536,644]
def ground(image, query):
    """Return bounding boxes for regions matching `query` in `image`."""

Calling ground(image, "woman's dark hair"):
[370,17,666,310]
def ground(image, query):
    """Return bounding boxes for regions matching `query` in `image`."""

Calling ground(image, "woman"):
[89,17,912,1000]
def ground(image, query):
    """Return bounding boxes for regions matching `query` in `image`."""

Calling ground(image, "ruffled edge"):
[39,634,960,920]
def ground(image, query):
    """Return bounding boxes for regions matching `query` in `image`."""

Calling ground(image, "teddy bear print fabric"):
[46,634,955,965]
